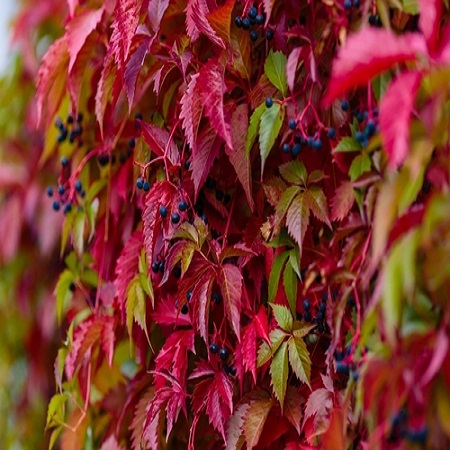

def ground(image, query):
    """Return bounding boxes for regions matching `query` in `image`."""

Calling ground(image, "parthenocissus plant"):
[29,0,450,448]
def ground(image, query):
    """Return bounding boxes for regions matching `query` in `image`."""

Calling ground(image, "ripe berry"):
[215,190,224,201]
[181,303,189,314]
[312,139,322,150]
[224,193,231,204]
[341,100,349,111]
[206,177,216,189]
[184,160,191,170]
[135,113,143,120]
[353,0,360,6]
[61,156,69,167]
[69,282,76,292]
[143,181,150,192]
[307,136,314,147]
[171,212,180,224]
[292,144,301,156]
[255,14,265,25]
[159,205,168,217]
[327,127,336,139]
[303,299,310,311]
[234,16,242,28]
[67,115,74,124]
[355,131,364,142]
[212,292,222,303]
[98,154,109,166]
[304,312,312,322]
[266,29,274,40]
[319,302,326,313]
[158,261,165,272]
[365,120,377,137]
[151,261,159,273]
[186,290,192,301]
[52,201,60,211]
[64,203,72,214]
[136,178,144,190]
[248,6,257,19]
[128,138,136,149]
[46,186,53,197]
[201,214,208,224]
[336,360,349,374]
[74,180,82,192]
[288,119,297,130]
[242,17,251,29]
[219,348,228,360]
[265,97,273,108]
[317,311,324,321]
[282,143,291,153]
[173,267,182,278]
[58,185,65,195]
[344,0,351,9]
[178,200,188,211]
[210,343,219,354]
[250,30,258,41]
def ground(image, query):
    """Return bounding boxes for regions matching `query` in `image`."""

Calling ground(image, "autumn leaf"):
[180,73,203,154]
[270,341,289,407]
[331,181,355,221]
[288,336,311,388]
[286,193,310,253]
[243,396,273,448]
[207,0,235,46]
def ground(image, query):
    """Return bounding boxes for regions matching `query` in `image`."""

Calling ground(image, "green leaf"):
[126,277,150,343]
[279,160,307,185]
[86,198,99,241]
[288,336,311,387]
[403,0,419,13]
[46,393,68,427]
[259,103,284,176]
[270,303,293,331]
[304,187,331,227]
[86,179,107,203]
[61,211,75,257]
[372,72,392,103]
[72,210,86,256]
[349,153,371,181]
[283,263,298,315]
[257,340,272,367]
[245,102,265,154]
[307,170,324,184]
[55,269,74,324]
[264,50,287,96]
[270,341,289,407]
[333,136,362,153]
[268,251,289,302]
[275,186,301,228]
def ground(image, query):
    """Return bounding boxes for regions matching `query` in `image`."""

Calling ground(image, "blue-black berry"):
[303,299,310,310]
[288,119,297,130]
[98,154,109,166]
[58,185,65,195]
[143,181,150,192]
[158,261,165,272]
[304,312,312,322]
[173,266,182,279]
[242,17,251,29]
[64,203,72,214]
[265,97,273,108]
[171,212,180,224]
[344,0,352,9]
[178,200,188,211]
[282,143,291,153]
[219,348,228,360]
[151,261,160,273]
[292,143,301,156]
[186,290,192,301]
[46,186,53,197]
[52,201,60,211]
[128,138,136,149]
[248,6,257,20]
[235,16,242,28]
[341,100,349,111]
[61,156,69,167]
[210,343,218,354]
[181,303,189,314]
[201,214,208,224]
[312,139,322,150]
[307,136,314,147]
[255,14,265,25]
[353,0,360,6]
[320,302,326,313]
[336,360,350,374]
[74,180,82,192]
[212,292,222,303]
[327,127,336,139]
[365,120,377,137]
[159,205,168,217]
[266,29,274,40]
[136,178,144,190]
[215,190,224,201]
[206,177,216,189]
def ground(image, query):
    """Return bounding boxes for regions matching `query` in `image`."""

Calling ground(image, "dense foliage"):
[2,0,450,448]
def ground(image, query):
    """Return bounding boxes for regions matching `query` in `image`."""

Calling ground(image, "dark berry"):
[186,290,193,301]
[80,190,86,198]
[327,127,336,139]
[312,139,322,150]
[234,16,242,28]
[303,299,310,310]
[58,185,65,195]
[135,113,143,120]
[224,193,231,204]
[210,343,219,354]
[318,324,325,333]
[265,97,273,108]
[304,312,312,322]
[55,118,64,130]
[158,261,165,272]
[159,205,168,217]
[250,30,258,41]
[212,292,222,303]
[52,201,60,212]
[292,143,301,156]
[255,13,265,25]
[288,119,297,130]
[355,131,364,142]
[320,302,326,313]
[57,129,68,143]
[282,143,291,154]
[64,203,72,214]
[74,180,82,192]
[184,160,191,170]
[98,154,109,166]
[61,156,69,167]
[136,178,144,190]
[201,214,208,224]
[77,113,83,123]
[69,282,76,292]
[266,29,274,40]
[181,303,189,314]
[317,311,324,321]
[206,177,216,189]
[365,120,377,137]
[171,212,180,224]
[242,17,251,30]
[341,100,349,111]
[215,190,224,201]
[219,348,228,360]
[344,0,351,9]
[225,364,236,376]
[143,181,150,192]
[128,138,136,149]
[368,14,377,26]
[67,115,74,124]
[173,267,182,279]
[335,350,345,361]
[248,6,257,19]
[178,200,188,211]
[46,186,53,197]
[336,360,349,374]
[151,261,160,273]
[348,295,355,307]
[351,370,359,381]
[307,136,314,147]
[353,0,360,6]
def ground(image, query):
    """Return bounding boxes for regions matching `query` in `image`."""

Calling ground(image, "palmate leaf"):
[304,187,331,227]
[279,160,307,186]
[270,341,289,407]
[270,304,293,332]
[259,103,285,176]
[288,336,311,388]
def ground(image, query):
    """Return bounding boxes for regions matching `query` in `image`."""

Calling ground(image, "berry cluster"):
[388,409,428,445]
[234,5,273,42]
[205,177,231,205]
[55,114,83,145]
[209,343,236,375]
[47,156,85,213]
[158,198,190,225]
[344,0,360,10]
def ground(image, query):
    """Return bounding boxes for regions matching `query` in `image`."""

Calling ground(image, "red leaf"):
[190,269,215,343]
[206,0,235,46]
[198,60,233,149]
[186,0,225,48]
[236,322,257,383]
[100,316,116,367]
[323,28,426,104]
[322,408,345,450]
[379,71,421,167]
[180,73,203,154]
[191,126,222,199]
[66,7,104,72]
[331,181,355,222]
[151,297,192,327]
[115,231,143,314]
[218,263,243,338]
[36,37,69,127]
[419,0,442,55]
[226,104,254,210]
[100,434,125,450]
[139,120,180,165]
[262,0,275,26]
[148,0,170,33]
[110,0,143,68]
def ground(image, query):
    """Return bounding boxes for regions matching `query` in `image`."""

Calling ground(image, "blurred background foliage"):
[0,1,66,448]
